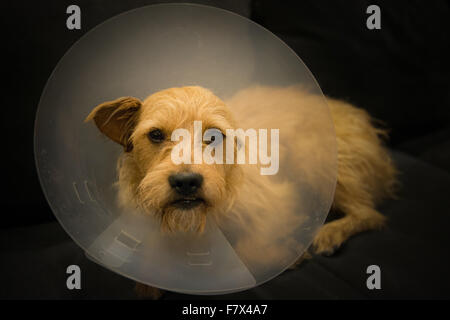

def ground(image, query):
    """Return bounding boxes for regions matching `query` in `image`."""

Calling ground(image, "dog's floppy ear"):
[85,97,142,152]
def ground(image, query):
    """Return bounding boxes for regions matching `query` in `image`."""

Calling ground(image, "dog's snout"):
[169,172,203,195]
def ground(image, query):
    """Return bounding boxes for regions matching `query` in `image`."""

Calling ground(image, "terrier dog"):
[86,85,397,299]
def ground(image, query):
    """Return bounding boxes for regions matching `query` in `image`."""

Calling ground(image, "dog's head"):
[86,86,242,233]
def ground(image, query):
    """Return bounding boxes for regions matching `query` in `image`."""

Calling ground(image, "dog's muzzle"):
[168,172,205,209]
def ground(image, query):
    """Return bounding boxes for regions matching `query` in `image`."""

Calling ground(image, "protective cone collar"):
[34,4,337,294]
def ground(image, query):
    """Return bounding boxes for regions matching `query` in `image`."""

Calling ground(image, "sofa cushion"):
[1,151,449,299]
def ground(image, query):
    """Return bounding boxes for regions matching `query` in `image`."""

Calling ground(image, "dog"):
[86,85,397,299]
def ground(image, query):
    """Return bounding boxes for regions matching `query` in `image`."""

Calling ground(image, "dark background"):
[1,0,450,299]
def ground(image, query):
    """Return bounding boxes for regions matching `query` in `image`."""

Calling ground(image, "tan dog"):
[86,85,397,298]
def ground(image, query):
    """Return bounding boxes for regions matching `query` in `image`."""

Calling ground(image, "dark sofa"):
[1,0,449,299]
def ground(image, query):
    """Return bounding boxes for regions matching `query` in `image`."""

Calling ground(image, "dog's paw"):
[134,282,164,300]
[312,223,346,256]
[288,251,312,269]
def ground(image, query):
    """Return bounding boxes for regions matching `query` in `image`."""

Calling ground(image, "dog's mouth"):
[170,197,205,210]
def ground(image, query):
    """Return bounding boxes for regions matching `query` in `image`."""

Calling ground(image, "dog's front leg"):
[289,251,312,269]
[134,282,164,300]
[312,204,386,256]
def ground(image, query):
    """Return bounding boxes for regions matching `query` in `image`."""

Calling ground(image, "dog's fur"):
[86,85,397,299]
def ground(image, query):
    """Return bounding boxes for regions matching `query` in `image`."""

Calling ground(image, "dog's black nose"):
[168,172,203,196]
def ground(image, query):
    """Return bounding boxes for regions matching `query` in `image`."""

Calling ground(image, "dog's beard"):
[136,171,210,234]
[160,204,208,233]
[134,161,237,234]
[138,193,209,234]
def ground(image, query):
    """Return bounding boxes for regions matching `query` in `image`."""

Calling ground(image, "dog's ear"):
[85,97,142,152]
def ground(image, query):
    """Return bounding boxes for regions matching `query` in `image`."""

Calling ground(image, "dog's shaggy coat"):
[86,85,397,298]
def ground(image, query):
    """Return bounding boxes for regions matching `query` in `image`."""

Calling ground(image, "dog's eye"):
[204,128,225,145]
[148,129,165,143]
